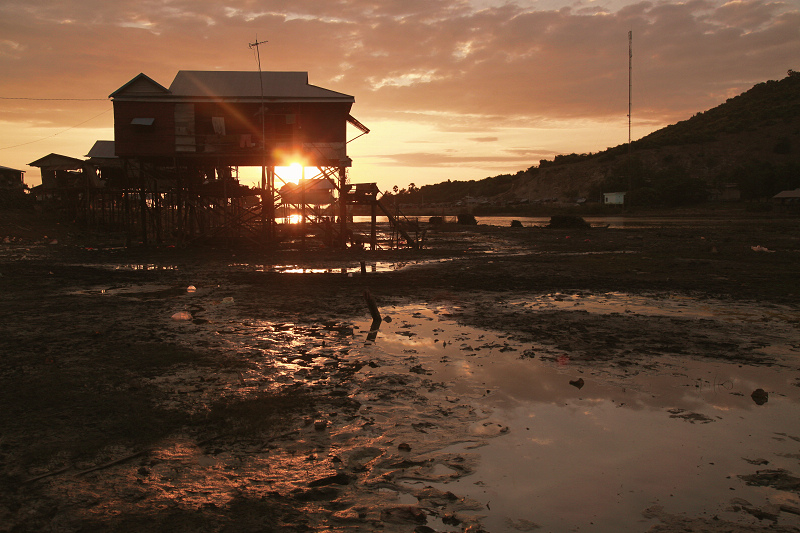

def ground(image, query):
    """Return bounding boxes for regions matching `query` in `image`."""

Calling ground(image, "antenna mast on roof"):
[249,37,271,241]
[249,38,268,149]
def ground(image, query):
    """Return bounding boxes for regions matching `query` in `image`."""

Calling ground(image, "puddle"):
[509,291,800,324]
[53,289,800,531]
[364,302,800,531]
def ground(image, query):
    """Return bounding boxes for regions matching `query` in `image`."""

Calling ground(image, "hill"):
[389,71,800,209]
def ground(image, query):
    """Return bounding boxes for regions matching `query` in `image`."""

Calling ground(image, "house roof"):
[169,71,353,102]
[773,188,800,199]
[28,153,87,170]
[0,165,24,173]
[86,141,117,159]
[109,73,170,98]
[110,71,354,103]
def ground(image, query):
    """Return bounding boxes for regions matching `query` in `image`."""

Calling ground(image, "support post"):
[370,193,377,250]
[338,166,348,248]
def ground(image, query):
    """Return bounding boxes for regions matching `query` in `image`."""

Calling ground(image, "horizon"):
[1,0,798,191]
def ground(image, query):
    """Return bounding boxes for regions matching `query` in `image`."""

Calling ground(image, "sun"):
[277,162,304,185]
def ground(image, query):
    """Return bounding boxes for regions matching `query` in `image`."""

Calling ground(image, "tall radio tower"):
[628,30,632,152]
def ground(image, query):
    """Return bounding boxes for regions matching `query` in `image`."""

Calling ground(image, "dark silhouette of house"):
[0,165,27,209]
[110,71,360,169]
[0,165,24,189]
[107,70,383,248]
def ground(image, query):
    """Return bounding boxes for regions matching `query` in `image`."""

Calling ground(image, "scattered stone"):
[547,215,590,229]
[457,214,478,225]
[380,506,427,524]
[739,469,800,492]
[409,364,431,375]
[751,388,769,405]
[667,408,715,424]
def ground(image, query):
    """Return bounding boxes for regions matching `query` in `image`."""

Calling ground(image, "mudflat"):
[1,212,799,532]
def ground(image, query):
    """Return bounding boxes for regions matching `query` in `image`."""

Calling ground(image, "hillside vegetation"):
[388,71,800,209]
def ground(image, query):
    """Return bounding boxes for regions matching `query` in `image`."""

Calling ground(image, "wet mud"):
[1,214,799,532]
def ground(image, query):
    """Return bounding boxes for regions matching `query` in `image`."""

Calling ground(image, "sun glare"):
[237,163,317,189]
[286,213,303,224]
[277,162,304,185]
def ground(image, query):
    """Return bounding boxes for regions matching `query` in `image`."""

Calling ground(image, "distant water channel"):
[352,215,751,229]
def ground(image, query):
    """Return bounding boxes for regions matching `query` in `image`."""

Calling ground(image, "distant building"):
[603,191,627,205]
[772,188,800,205]
[85,140,125,187]
[28,153,95,189]
[0,165,28,208]
[0,165,25,189]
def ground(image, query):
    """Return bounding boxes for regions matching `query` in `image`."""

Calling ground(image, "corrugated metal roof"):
[86,141,117,159]
[168,71,354,101]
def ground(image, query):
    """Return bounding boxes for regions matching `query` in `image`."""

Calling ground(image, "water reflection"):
[367,301,800,531]
[54,289,800,531]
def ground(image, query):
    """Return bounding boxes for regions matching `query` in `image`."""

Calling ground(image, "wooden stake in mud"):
[364,289,381,325]
[364,289,382,342]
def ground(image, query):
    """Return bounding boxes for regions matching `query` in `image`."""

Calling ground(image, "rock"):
[457,214,477,225]
[751,388,769,405]
[569,378,585,389]
[547,215,590,229]
[314,419,328,430]
[380,506,427,524]
[398,443,412,452]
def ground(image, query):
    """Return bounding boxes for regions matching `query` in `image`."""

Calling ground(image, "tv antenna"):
[249,38,269,110]
[249,38,270,235]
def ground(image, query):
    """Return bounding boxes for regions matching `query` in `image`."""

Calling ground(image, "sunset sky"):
[1,0,798,191]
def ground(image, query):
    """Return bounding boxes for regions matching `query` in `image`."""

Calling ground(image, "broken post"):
[364,289,382,342]
[364,289,381,325]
